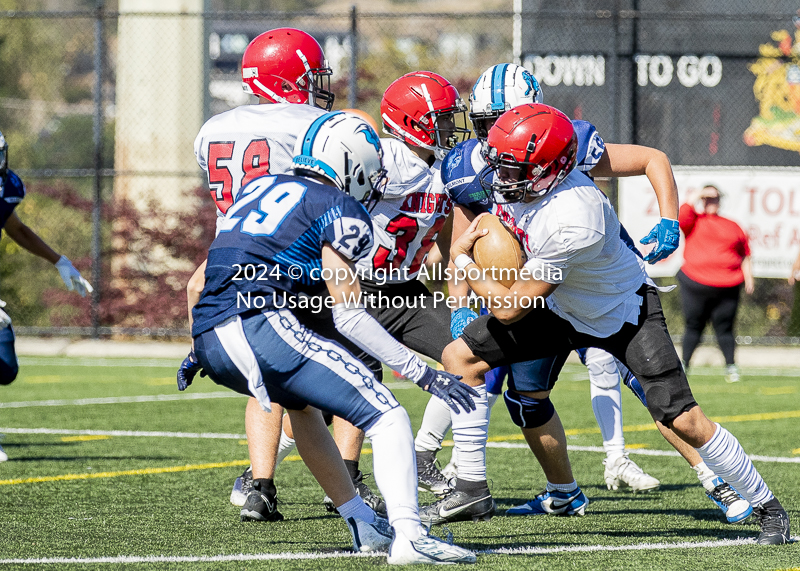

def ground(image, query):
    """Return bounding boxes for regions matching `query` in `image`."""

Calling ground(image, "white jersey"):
[356,138,452,283]
[194,103,327,231]
[493,169,646,338]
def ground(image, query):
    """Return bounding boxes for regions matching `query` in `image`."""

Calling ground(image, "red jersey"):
[678,203,750,288]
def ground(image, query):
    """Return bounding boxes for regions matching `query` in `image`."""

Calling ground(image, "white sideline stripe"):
[1,536,797,565]
[0,391,243,409]
[0,427,246,439]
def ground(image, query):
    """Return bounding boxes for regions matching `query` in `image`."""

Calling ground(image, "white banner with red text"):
[618,167,800,279]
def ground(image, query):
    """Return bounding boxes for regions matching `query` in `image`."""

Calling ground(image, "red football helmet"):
[380,71,470,160]
[241,28,334,110]
[480,103,577,203]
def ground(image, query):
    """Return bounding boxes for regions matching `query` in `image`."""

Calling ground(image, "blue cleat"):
[506,487,589,516]
[706,477,753,523]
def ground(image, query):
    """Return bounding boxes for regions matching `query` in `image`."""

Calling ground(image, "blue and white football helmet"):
[292,111,388,211]
[469,63,543,140]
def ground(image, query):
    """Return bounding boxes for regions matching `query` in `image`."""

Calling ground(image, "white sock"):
[336,494,375,523]
[585,349,625,461]
[692,461,718,492]
[276,428,296,465]
[451,384,489,482]
[547,480,578,493]
[696,423,773,506]
[414,395,452,453]
[365,407,422,531]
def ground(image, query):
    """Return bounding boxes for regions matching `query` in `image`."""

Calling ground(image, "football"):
[473,214,525,287]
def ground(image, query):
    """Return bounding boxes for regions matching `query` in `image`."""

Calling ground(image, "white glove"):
[0,299,11,329]
[55,255,94,298]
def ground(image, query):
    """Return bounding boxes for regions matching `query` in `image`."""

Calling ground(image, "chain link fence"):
[1,2,799,343]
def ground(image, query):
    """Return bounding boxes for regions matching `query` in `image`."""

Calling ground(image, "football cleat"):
[753,497,790,545]
[240,486,284,522]
[324,471,387,518]
[387,531,476,565]
[345,515,393,552]
[417,452,453,497]
[418,489,495,525]
[506,488,588,516]
[604,454,661,492]
[706,477,752,523]
[0,443,7,462]
[230,466,253,507]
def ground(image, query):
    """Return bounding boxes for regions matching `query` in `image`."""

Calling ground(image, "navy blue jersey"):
[443,119,606,215]
[0,169,26,230]
[192,174,374,335]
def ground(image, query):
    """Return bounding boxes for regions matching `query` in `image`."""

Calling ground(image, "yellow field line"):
[0,450,373,486]
[481,409,800,442]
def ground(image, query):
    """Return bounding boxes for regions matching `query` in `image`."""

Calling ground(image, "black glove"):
[415,367,480,414]
[177,350,204,391]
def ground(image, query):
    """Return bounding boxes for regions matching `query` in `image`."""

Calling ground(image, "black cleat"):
[324,471,387,518]
[416,451,453,498]
[419,488,495,525]
[753,497,790,545]
[240,485,284,522]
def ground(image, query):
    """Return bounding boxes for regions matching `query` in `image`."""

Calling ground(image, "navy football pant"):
[194,309,400,432]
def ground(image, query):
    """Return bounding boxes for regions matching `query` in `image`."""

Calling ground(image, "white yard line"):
[0,536,796,565]
[1,429,799,464]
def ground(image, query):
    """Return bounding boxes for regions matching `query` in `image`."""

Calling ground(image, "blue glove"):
[177,350,204,391]
[640,218,680,263]
[450,307,478,339]
[416,367,480,414]
[622,370,647,407]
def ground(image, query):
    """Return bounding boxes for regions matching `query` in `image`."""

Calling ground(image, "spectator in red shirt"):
[678,184,753,383]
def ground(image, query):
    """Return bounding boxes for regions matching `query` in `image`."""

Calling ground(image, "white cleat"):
[604,454,660,492]
[0,443,7,462]
[345,515,394,553]
[387,530,476,565]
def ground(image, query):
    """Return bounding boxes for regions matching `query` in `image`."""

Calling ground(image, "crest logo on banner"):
[744,11,800,154]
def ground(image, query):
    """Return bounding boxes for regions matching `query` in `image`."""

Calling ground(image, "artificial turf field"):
[0,356,799,570]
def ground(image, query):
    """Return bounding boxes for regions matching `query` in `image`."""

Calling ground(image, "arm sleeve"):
[572,120,606,172]
[332,304,429,383]
[321,199,375,262]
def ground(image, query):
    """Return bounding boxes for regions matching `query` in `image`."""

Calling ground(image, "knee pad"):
[503,390,555,429]
[583,348,620,390]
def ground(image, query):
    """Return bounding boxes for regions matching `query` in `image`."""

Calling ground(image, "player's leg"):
[0,325,19,462]
[235,399,284,519]
[360,281,456,497]
[237,309,474,562]
[579,347,660,492]
[677,271,714,369]
[616,358,751,522]
[611,286,788,545]
[708,286,741,382]
[502,353,589,517]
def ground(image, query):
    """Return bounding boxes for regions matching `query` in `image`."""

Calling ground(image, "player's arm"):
[447,205,476,309]
[450,213,557,324]
[322,244,478,413]
[4,212,92,296]
[591,144,679,263]
[186,259,207,329]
